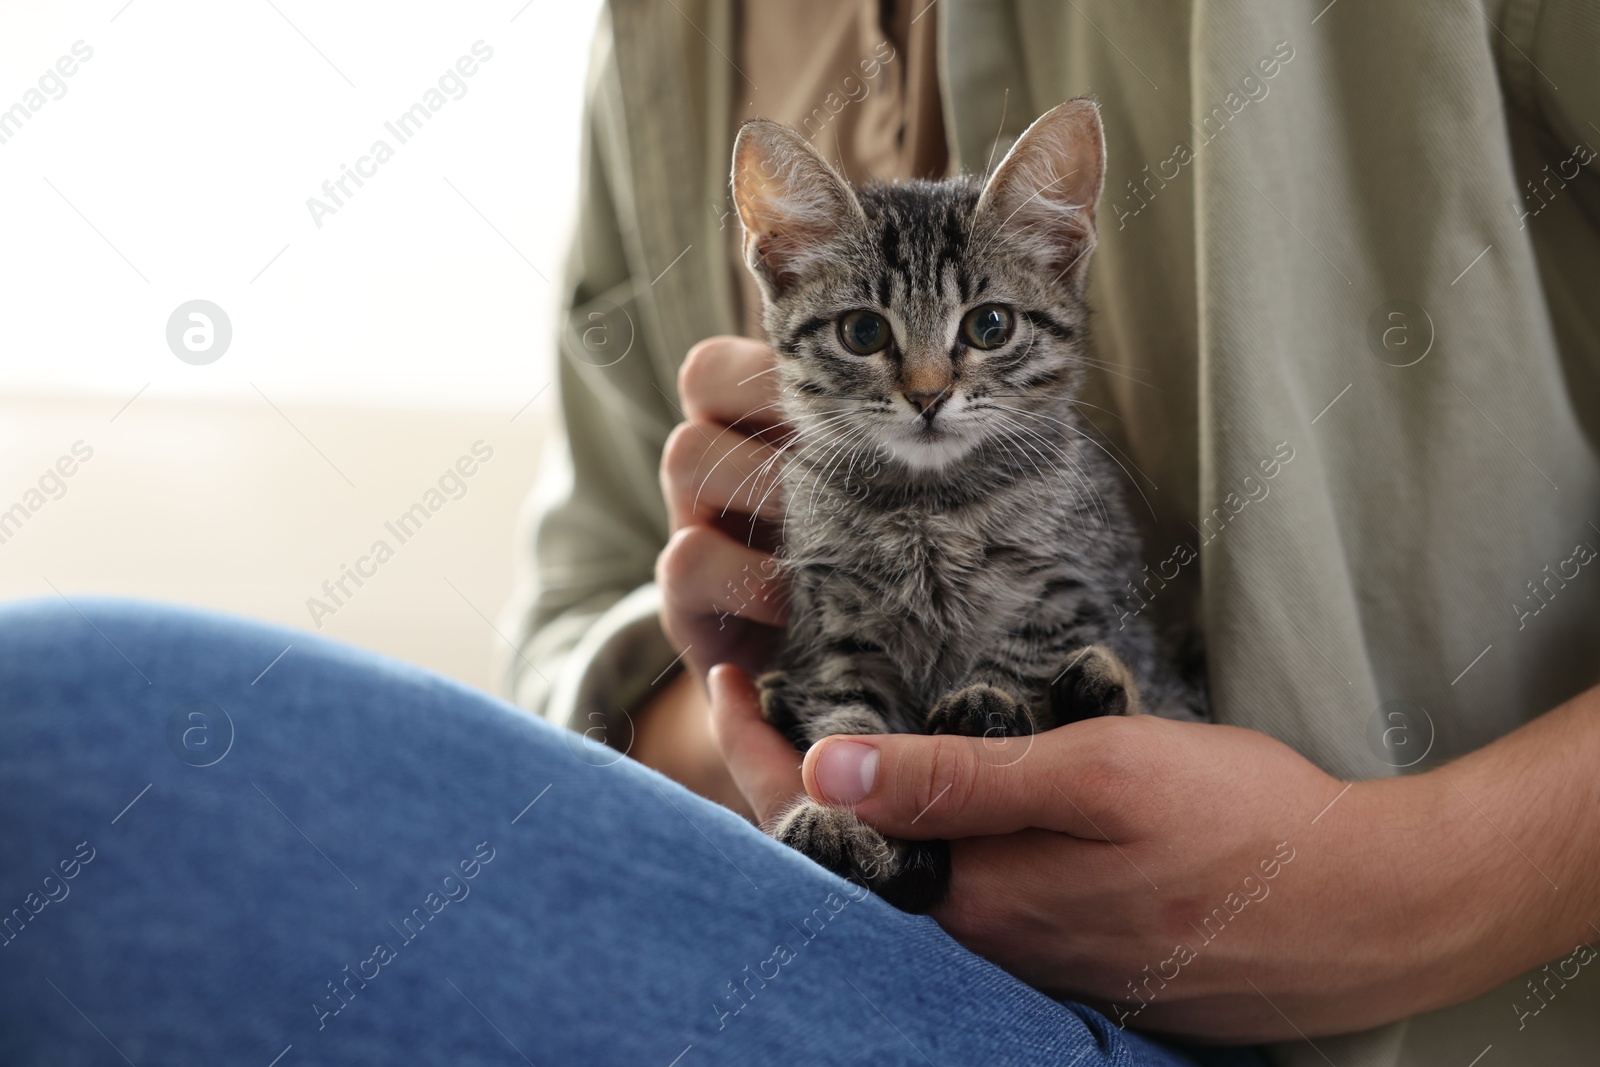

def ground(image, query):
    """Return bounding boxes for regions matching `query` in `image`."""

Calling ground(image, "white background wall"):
[0,0,606,692]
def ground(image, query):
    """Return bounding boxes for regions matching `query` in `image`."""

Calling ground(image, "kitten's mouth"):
[884,419,977,472]
[908,417,961,448]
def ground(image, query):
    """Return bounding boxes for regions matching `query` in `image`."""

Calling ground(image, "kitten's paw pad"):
[1051,644,1141,722]
[773,799,896,888]
[926,684,1035,737]
[771,799,950,913]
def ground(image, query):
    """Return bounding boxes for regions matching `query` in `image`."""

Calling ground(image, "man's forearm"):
[1386,681,1600,1015]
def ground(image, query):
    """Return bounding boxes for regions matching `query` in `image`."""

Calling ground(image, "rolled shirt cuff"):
[544,582,679,754]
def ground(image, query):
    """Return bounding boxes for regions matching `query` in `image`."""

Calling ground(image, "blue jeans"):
[0,599,1262,1066]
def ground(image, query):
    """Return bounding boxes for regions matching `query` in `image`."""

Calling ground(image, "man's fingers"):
[661,420,785,529]
[657,525,787,629]
[800,718,1156,841]
[706,664,804,826]
[678,336,784,433]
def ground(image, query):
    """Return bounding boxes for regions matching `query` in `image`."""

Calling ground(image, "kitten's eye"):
[961,304,1014,350]
[838,310,892,355]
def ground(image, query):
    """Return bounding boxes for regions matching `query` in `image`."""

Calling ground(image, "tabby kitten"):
[731,100,1203,913]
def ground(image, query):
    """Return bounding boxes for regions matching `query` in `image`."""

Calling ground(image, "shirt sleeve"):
[1493,0,1600,446]
[497,7,683,743]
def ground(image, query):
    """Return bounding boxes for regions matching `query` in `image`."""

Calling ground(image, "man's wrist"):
[1370,705,1597,1018]
[1368,770,1505,1010]
[1303,770,1513,1026]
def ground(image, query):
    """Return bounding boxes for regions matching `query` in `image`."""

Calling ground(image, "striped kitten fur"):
[731,99,1205,913]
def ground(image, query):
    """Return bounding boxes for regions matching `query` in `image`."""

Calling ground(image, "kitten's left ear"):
[975,98,1106,292]
[732,119,865,299]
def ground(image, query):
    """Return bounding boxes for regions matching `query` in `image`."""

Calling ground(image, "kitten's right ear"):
[732,120,863,298]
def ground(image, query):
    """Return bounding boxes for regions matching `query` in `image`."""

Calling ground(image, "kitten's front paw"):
[755,670,796,735]
[926,683,1036,737]
[758,672,891,751]
[771,799,948,912]
[1051,644,1141,722]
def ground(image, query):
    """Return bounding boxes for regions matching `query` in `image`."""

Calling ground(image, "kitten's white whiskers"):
[985,411,1108,526]
[802,425,876,519]
[980,87,1011,184]
[982,405,1110,523]
[704,407,859,519]
[736,364,782,387]
[997,404,1158,522]
[742,418,856,519]
[759,419,872,523]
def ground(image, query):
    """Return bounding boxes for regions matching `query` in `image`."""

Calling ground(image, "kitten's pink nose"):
[904,390,949,420]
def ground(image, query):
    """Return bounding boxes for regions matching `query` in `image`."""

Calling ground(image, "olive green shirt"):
[498,2,1600,1063]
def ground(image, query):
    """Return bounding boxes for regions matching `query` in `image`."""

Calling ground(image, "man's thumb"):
[801,733,1067,840]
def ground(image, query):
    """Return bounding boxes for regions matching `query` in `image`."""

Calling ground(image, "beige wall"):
[0,393,545,696]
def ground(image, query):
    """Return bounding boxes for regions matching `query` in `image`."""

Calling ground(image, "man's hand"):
[707,664,806,827]
[656,337,788,682]
[782,690,1600,1043]
[800,715,1360,1039]
[632,339,786,808]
